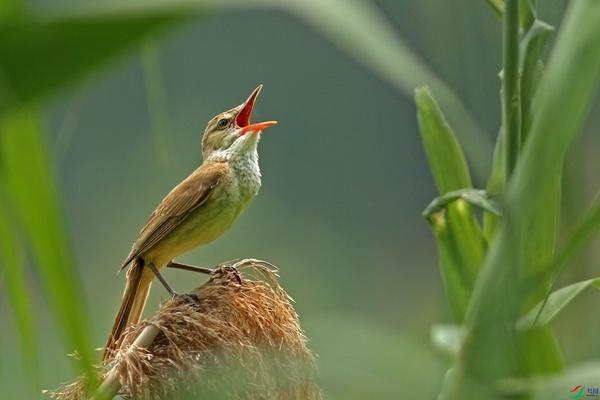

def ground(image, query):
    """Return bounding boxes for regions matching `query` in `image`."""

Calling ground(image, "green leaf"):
[519,278,600,329]
[455,0,600,394]
[427,212,473,322]
[423,189,501,217]
[519,0,536,30]
[431,324,563,375]
[416,87,486,322]
[415,86,471,194]
[515,326,563,375]
[519,19,554,143]
[483,129,505,241]
[0,10,176,113]
[0,198,38,387]
[527,193,600,308]
[513,20,557,302]
[0,106,95,382]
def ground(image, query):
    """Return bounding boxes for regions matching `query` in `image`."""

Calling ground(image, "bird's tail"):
[103,258,153,361]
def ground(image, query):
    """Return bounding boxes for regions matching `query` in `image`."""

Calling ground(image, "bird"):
[103,85,277,360]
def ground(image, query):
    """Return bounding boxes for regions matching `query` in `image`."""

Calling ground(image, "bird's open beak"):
[236,85,278,135]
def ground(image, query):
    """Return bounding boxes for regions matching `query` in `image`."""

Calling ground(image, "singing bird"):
[103,85,277,360]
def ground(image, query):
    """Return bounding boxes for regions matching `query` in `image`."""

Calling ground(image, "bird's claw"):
[171,292,199,304]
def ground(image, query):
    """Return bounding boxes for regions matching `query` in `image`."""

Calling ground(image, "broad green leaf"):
[515,326,563,376]
[288,0,492,178]
[423,189,501,217]
[0,198,38,387]
[519,278,600,329]
[430,324,562,375]
[454,0,600,396]
[415,87,471,194]
[537,194,600,289]
[521,193,600,321]
[0,107,95,381]
[0,11,176,114]
[416,87,486,322]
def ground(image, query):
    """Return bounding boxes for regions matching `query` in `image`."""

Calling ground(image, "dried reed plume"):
[46,259,321,400]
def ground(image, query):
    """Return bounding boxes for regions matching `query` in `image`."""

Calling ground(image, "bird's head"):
[202,85,277,161]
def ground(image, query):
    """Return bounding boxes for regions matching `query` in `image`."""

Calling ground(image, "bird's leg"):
[147,263,176,296]
[147,263,197,302]
[167,261,214,275]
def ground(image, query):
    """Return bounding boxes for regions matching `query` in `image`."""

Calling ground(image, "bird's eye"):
[217,118,229,129]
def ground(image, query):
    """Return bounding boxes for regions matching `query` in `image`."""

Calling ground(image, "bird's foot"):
[171,292,199,304]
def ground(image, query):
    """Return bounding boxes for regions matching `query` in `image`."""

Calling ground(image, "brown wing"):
[121,161,229,269]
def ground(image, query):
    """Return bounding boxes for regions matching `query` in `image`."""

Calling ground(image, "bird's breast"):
[145,154,261,266]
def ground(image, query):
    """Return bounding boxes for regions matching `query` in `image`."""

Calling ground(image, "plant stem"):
[90,324,161,400]
[503,0,521,180]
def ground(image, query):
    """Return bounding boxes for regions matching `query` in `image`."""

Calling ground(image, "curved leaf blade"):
[0,107,95,381]
[519,278,600,329]
[423,189,501,217]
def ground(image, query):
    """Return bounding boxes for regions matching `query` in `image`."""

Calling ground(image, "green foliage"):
[423,189,501,217]
[0,107,96,384]
[416,0,600,398]
[0,0,599,398]
[0,197,37,385]
[519,279,600,329]
[0,4,184,391]
[415,87,486,322]
[0,11,175,114]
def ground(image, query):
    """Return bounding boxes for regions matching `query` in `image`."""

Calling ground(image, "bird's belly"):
[144,198,243,267]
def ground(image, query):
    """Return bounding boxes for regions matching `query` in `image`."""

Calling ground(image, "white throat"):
[206,132,260,163]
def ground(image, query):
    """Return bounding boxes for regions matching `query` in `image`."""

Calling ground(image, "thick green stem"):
[503,0,521,180]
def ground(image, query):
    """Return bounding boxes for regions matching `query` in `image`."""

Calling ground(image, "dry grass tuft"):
[46,259,321,400]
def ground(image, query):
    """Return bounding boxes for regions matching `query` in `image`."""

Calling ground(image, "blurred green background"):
[2,0,600,398]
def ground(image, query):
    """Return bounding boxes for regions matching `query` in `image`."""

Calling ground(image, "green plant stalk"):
[454,0,600,396]
[503,0,521,180]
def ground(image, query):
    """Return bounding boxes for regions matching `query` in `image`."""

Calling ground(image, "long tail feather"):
[103,258,153,361]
